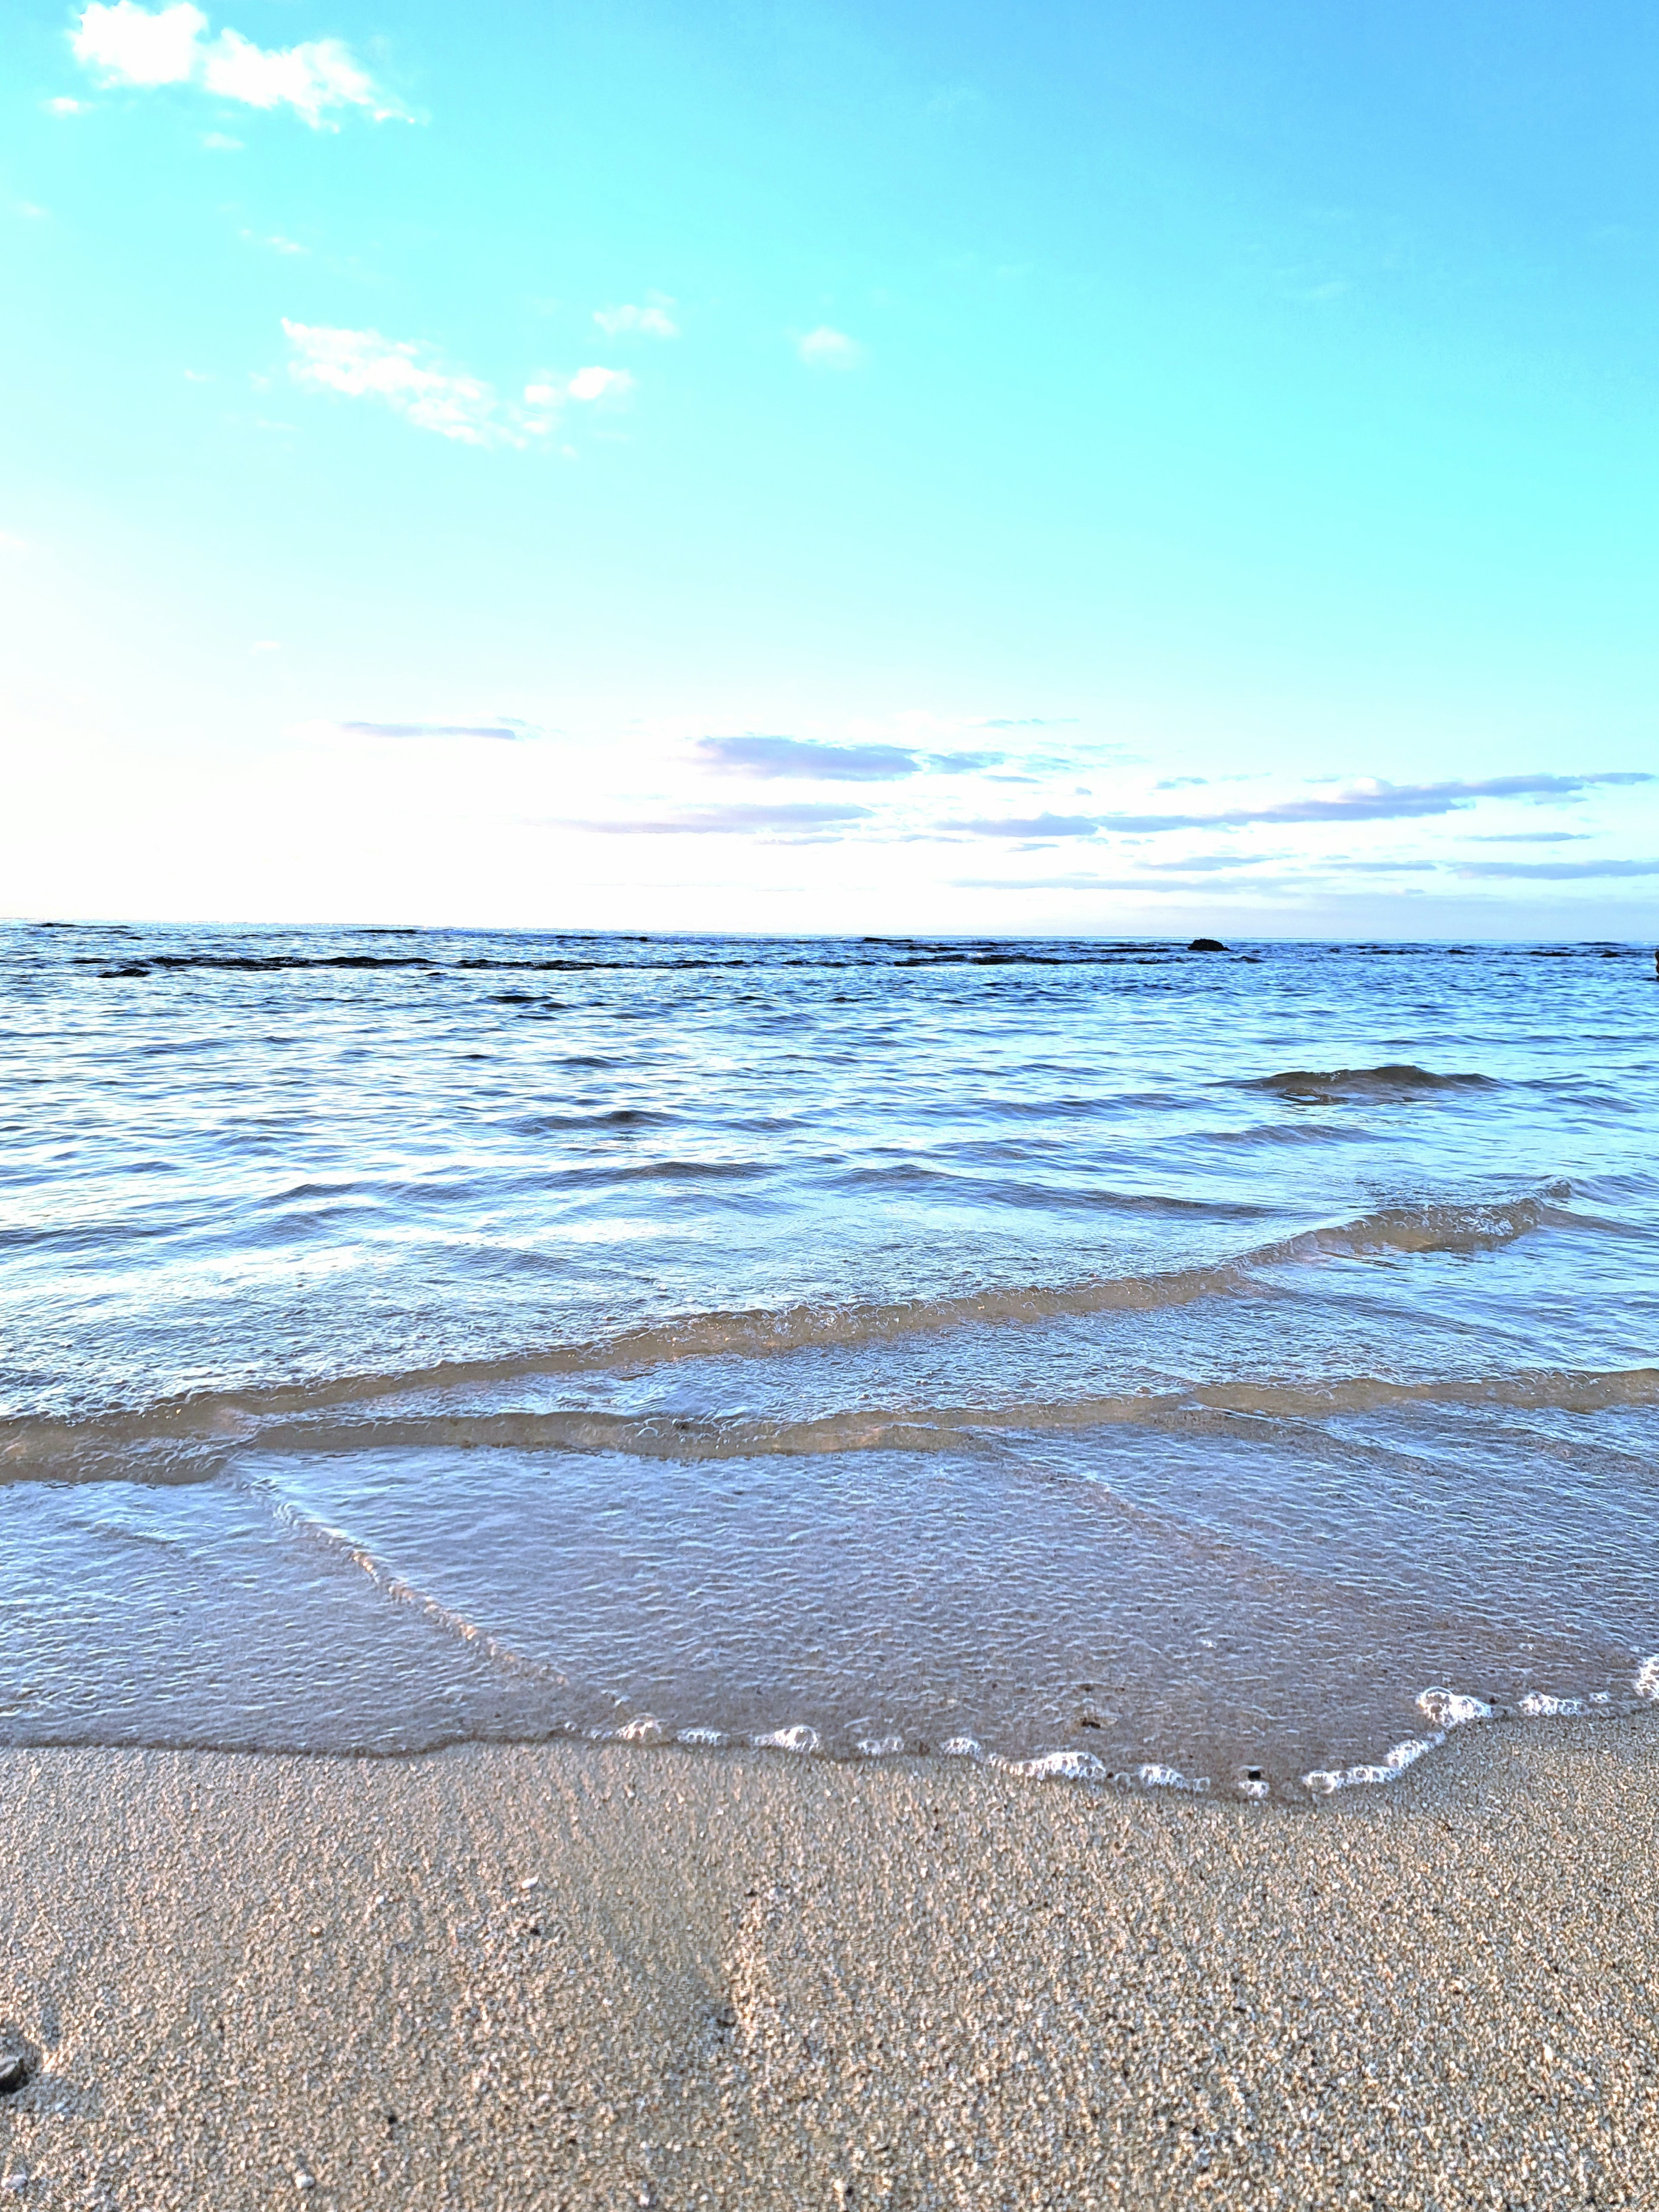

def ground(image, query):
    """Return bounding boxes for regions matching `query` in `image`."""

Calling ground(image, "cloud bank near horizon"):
[1084,772,1654,836]
[536,749,1658,902]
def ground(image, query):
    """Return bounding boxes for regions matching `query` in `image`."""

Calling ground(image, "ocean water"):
[2,922,1656,1800]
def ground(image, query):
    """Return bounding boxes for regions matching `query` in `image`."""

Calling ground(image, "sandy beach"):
[0,1716,1653,2208]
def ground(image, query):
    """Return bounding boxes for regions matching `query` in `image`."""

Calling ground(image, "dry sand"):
[0,1715,1655,2209]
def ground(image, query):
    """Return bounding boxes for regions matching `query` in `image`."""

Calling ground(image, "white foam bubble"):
[675,1726,728,1747]
[1518,1691,1582,1717]
[752,1724,819,1754]
[939,1735,983,1759]
[615,1713,666,1742]
[1237,1776,1270,1801]
[855,1734,904,1757]
[1136,1763,1211,1793]
[1303,1732,1443,1796]
[1635,1655,1659,1702]
[995,1750,1109,1782]
[1417,1688,1492,1728]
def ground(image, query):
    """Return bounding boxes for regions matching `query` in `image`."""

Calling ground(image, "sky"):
[4,0,1658,936]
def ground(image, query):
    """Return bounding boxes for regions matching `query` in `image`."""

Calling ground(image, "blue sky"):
[4,0,1658,933]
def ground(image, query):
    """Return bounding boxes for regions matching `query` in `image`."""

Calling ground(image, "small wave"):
[218,1362,1659,1463]
[1303,1732,1442,1795]
[247,1479,580,1694]
[1303,1672,1659,1797]
[13,1360,1653,1495]
[1247,1065,1499,1103]
[0,1195,1577,1462]
[500,1108,677,1135]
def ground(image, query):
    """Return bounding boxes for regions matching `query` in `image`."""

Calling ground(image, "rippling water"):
[3,922,1656,1798]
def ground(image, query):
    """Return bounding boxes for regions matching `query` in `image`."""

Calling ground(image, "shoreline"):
[1,1712,1656,2206]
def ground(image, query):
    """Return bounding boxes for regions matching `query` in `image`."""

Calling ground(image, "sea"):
[3,923,1655,1801]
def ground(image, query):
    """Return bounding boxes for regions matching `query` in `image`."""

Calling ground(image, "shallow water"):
[2,923,1655,1797]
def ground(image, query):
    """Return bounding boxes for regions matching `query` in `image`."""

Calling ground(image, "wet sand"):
[0,1715,1655,2208]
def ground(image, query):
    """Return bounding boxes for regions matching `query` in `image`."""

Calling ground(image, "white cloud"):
[202,29,397,127]
[70,2,410,128]
[593,303,679,338]
[566,365,632,402]
[798,325,864,369]
[73,0,203,86]
[522,367,631,416]
[284,321,512,446]
[284,327,637,447]
[46,95,89,114]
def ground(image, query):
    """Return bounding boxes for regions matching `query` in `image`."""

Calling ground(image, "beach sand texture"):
[0,1717,1655,2209]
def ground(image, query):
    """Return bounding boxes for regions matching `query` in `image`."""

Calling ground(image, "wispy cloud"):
[1093,771,1652,835]
[953,812,1101,838]
[954,874,1198,893]
[696,734,1002,782]
[338,720,531,741]
[930,769,1656,852]
[1468,831,1590,844]
[70,3,411,128]
[284,321,508,445]
[698,735,918,782]
[1454,856,1659,880]
[593,302,678,338]
[797,326,864,370]
[977,716,1078,729]
[1143,851,1280,873]
[283,323,629,446]
[575,802,871,837]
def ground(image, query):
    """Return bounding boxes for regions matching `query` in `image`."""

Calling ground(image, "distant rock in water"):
[1188,937,1227,952]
